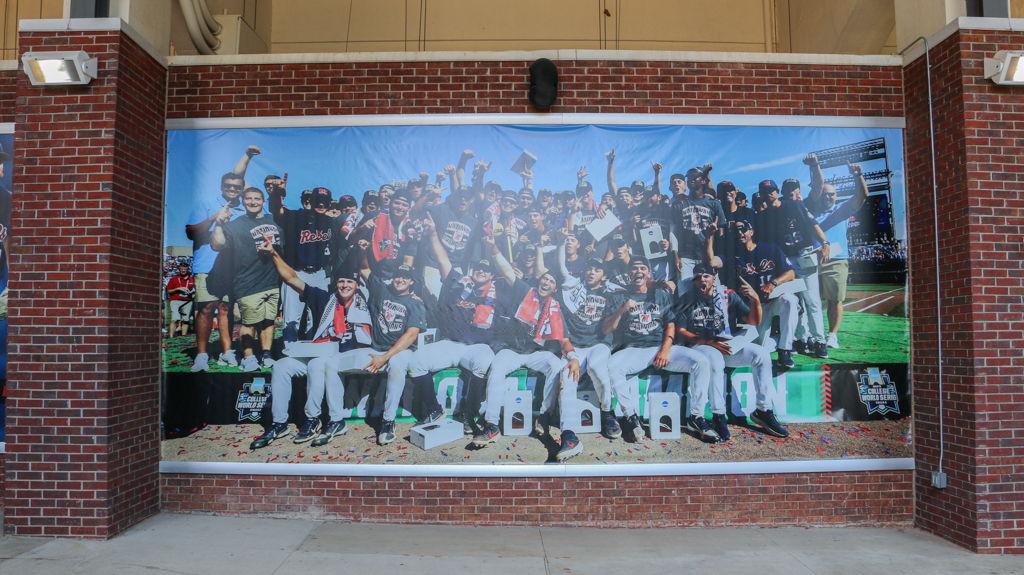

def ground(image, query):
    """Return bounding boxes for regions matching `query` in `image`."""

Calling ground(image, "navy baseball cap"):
[758,180,779,194]
[537,188,553,199]
[585,258,607,272]
[717,181,737,195]
[630,180,645,193]
[685,166,704,179]
[338,195,358,210]
[610,234,628,249]
[312,187,333,202]
[394,265,416,280]
[576,181,594,196]
[334,269,360,283]
[628,255,651,269]
[643,185,658,198]
[362,189,380,203]
[692,262,717,277]
[781,178,801,196]
[300,189,315,201]
[519,187,535,198]
[391,190,412,204]
[485,181,502,193]
[501,189,519,201]
[475,258,495,273]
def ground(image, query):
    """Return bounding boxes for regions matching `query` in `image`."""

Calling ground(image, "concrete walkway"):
[2,513,1023,574]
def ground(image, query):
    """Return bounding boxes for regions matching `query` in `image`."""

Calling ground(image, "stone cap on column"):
[19,17,167,68]
[902,16,1024,66]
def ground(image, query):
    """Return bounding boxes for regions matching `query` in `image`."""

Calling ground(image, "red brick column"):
[3,28,166,538]
[905,29,1024,554]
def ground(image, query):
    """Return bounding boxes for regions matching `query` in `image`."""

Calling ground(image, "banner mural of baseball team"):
[161,123,910,468]
[0,131,11,444]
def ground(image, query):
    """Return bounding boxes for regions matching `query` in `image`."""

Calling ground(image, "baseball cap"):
[0,143,10,163]
[585,257,606,272]
[362,189,380,204]
[630,180,645,193]
[519,187,535,198]
[609,234,628,250]
[692,262,717,277]
[300,189,315,202]
[685,167,704,180]
[670,173,685,182]
[338,195,358,210]
[378,184,394,194]
[485,181,502,194]
[537,188,553,199]
[393,265,416,280]
[717,181,737,195]
[735,191,747,202]
[475,258,495,273]
[643,185,659,199]
[391,190,412,205]
[628,255,651,269]
[334,269,360,283]
[758,180,779,194]
[312,187,333,202]
[576,181,594,196]
[408,177,425,188]
[781,178,801,196]
[424,183,436,193]
[500,189,519,201]
[734,219,754,233]
[751,191,766,205]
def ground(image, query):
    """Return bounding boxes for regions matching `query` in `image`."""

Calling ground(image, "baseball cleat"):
[813,341,829,359]
[626,413,645,442]
[240,354,261,372]
[533,413,549,437]
[378,420,396,445]
[250,422,290,450]
[711,413,731,442]
[556,431,583,461]
[472,423,501,446]
[190,353,210,373]
[422,408,445,425]
[293,417,322,443]
[776,349,795,368]
[686,414,720,442]
[261,351,276,368]
[793,338,807,355]
[600,410,622,439]
[311,420,348,447]
[751,409,789,438]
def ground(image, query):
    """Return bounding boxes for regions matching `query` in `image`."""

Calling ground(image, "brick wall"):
[162,472,913,526]
[166,60,904,118]
[4,29,165,538]
[157,56,911,529]
[905,29,1024,554]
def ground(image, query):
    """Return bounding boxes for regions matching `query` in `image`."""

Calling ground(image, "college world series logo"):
[856,367,900,415]
[236,378,270,422]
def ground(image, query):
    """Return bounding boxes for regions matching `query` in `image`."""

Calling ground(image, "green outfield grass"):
[789,310,909,365]
[846,284,907,292]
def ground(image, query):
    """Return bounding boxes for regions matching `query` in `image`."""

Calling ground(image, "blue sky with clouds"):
[165,124,905,247]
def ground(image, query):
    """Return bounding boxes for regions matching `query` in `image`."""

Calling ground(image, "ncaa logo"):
[515,397,522,404]
[662,400,669,408]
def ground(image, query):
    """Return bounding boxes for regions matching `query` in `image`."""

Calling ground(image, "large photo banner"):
[0,130,11,443]
[162,123,909,468]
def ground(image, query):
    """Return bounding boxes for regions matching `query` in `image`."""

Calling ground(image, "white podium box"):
[410,419,464,450]
[282,341,337,358]
[502,390,532,436]
[563,391,600,434]
[648,392,681,439]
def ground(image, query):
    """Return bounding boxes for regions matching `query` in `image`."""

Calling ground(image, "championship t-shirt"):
[186,194,249,274]
[365,272,427,353]
[220,214,283,298]
[676,286,750,341]
[731,241,793,295]
[490,278,562,355]
[671,194,726,261]
[611,288,675,350]
[423,202,479,269]
[436,268,495,345]
[558,275,616,348]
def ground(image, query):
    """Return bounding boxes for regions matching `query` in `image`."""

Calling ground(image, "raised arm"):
[421,213,453,279]
[605,149,617,196]
[555,229,571,278]
[233,145,261,181]
[533,243,548,279]
[456,150,474,188]
[209,209,232,251]
[847,161,869,211]
[267,172,288,218]
[651,161,662,193]
[257,232,306,294]
[484,233,516,285]
[602,296,636,334]
[804,153,825,208]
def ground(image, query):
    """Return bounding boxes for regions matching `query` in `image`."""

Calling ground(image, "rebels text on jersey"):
[731,241,793,293]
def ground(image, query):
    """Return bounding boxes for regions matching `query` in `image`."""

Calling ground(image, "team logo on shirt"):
[378,300,408,334]
[628,303,660,334]
[442,221,473,252]
[299,229,331,244]
[575,293,608,324]
[249,224,280,247]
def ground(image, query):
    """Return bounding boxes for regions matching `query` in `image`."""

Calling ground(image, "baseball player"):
[249,235,372,450]
[730,219,800,368]
[554,231,623,440]
[406,213,501,433]
[473,245,580,462]
[754,179,831,359]
[603,256,714,442]
[269,182,337,343]
[356,190,419,280]
[670,165,726,294]
[676,263,789,441]
[420,184,480,297]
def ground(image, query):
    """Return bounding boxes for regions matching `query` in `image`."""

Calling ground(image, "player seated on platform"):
[730,219,800,369]
[325,247,426,446]
[249,234,372,450]
[675,263,789,441]
[604,256,714,442]
[407,213,498,435]
[474,238,584,462]
[553,229,623,440]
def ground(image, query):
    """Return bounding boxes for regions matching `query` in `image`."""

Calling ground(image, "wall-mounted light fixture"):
[984,50,1024,85]
[22,51,98,86]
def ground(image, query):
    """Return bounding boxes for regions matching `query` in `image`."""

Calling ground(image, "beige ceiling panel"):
[348,0,409,42]
[41,0,63,18]
[346,40,412,53]
[617,0,766,44]
[424,0,600,41]
[273,0,352,44]
[617,40,767,52]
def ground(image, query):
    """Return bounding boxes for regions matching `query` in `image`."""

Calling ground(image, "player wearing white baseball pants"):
[281,270,328,342]
[607,346,711,418]
[408,340,494,379]
[550,344,613,430]
[756,293,799,351]
[323,348,414,421]
[270,357,314,424]
[483,349,564,426]
[791,255,826,345]
[691,343,774,415]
